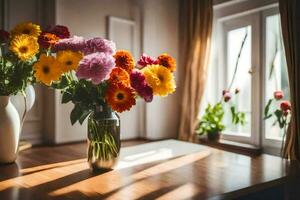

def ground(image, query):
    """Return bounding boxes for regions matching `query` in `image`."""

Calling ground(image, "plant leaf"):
[70,104,82,125]
[264,99,273,119]
[61,91,73,104]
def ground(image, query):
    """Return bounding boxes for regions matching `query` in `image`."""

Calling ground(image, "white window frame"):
[213,1,285,155]
[261,7,283,155]
[216,12,261,146]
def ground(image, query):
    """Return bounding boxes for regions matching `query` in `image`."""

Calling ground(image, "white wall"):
[142,0,180,139]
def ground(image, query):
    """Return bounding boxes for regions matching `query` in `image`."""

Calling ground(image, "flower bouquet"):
[0,22,54,163]
[30,26,176,170]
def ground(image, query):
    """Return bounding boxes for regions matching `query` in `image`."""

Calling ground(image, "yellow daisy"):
[33,54,62,86]
[142,64,176,96]
[11,22,41,38]
[56,50,83,72]
[10,34,39,61]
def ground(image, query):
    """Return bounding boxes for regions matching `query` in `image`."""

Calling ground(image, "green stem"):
[227,30,249,91]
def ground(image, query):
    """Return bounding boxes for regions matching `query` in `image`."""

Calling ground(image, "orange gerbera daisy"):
[105,83,136,112]
[157,53,176,72]
[113,50,135,73]
[108,67,130,87]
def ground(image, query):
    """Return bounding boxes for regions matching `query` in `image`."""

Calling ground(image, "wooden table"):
[0,140,295,200]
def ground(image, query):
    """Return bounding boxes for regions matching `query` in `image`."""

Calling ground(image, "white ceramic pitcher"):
[0,96,21,163]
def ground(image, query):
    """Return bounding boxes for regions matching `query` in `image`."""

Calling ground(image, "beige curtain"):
[279,0,300,161]
[178,0,213,141]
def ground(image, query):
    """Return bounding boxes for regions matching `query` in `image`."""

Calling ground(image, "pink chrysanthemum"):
[76,52,115,85]
[130,70,153,102]
[83,37,116,55]
[53,35,86,52]
[137,53,158,68]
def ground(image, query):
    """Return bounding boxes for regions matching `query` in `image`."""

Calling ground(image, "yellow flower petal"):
[10,34,39,61]
[142,64,176,96]
[56,50,83,73]
[33,54,63,86]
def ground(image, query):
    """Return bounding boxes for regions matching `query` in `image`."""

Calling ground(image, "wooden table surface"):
[0,140,292,200]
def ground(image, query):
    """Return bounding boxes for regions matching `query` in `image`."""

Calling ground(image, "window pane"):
[224,26,252,137]
[264,14,289,140]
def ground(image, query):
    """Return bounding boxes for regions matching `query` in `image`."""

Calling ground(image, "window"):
[211,2,289,154]
[263,10,289,151]
[224,26,252,137]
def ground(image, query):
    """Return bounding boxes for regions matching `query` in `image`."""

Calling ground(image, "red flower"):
[222,89,229,96]
[47,25,70,39]
[280,101,291,112]
[0,30,9,42]
[223,92,231,102]
[38,32,59,49]
[274,91,284,100]
[283,110,290,116]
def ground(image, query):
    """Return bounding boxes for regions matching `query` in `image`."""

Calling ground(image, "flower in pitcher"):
[274,90,284,100]
[0,30,9,42]
[142,64,175,96]
[76,52,115,85]
[57,50,83,72]
[114,50,135,73]
[137,53,158,68]
[11,22,41,38]
[108,67,130,87]
[157,53,176,72]
[106,83,136,112]
[10,34,39,61]
[38,32,59,49]
[33,54,62,86]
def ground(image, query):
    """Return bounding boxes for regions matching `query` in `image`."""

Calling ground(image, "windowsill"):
[198,138,262,156]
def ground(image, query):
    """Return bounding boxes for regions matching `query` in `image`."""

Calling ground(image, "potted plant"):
[196,103,225,141]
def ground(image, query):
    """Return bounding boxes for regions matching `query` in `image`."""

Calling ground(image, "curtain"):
[178,0,213,141]
[279,0,300,161]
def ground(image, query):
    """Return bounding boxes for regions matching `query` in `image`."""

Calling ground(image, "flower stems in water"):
[88,117,118,161]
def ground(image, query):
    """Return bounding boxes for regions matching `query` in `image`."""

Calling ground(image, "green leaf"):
[78,110,92,125]
[61,91,73,104]
[264,99,273,119]
[70,104,82,125]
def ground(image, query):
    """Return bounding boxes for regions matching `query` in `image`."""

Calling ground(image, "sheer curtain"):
[178,0,213,141]
[279,0,300,161]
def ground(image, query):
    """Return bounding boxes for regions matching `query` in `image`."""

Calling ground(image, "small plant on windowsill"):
[264,90,291,150]
[196,102,225,141]
[196,90,246,142]
[196,30,248,142]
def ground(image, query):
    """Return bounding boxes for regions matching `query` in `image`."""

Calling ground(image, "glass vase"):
[87,104,120,171]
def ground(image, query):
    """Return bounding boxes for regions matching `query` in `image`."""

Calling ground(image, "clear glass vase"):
[87,104,120,171]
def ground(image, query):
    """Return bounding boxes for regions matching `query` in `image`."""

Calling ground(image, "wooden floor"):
[0,140,297,200]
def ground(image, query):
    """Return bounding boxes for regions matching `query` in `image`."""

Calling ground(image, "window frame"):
[217,13,261,146]
[261,7,283,155]
[212,1,286,155]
